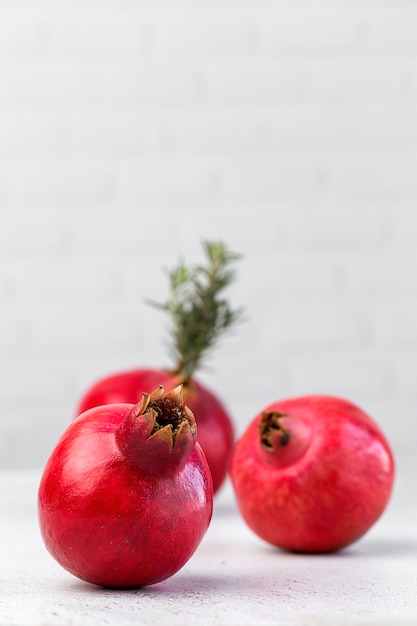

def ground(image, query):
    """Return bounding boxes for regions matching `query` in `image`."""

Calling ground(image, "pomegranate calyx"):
[259,411,291,451]
[258,410,313,468]
[116,385,197,475]
[144,385,197,446]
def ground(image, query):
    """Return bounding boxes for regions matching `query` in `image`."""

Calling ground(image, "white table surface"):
[1,461,417,626]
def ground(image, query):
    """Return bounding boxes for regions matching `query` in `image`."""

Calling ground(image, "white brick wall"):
[1,1,417,468]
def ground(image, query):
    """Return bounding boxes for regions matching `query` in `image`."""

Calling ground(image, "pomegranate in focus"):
[230,395,395,553]
[76,241,242,494]
[77,368,233,495]
[38,386,213,588]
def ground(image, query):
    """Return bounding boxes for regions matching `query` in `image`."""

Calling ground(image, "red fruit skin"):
[38,402,213,588]
[230,395,395,553]
[76,368,234,494]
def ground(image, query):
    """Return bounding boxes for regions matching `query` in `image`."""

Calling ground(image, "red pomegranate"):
[76,241,242,494]
[38,385,213,588]
[230,395,395,553]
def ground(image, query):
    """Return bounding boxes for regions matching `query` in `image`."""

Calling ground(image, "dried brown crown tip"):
[116,385,197,475]
[138,385,197,442]
[259,411,290,450]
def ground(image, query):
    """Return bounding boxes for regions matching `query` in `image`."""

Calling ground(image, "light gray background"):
[1,1,417,472]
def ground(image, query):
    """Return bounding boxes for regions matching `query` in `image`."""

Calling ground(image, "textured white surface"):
[1,468,417,626]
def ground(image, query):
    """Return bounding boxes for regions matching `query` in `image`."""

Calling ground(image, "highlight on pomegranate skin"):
[230,395,395,553]
[38,385,213,589]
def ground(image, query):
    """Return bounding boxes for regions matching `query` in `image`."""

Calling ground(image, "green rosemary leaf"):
[148,240,243,379]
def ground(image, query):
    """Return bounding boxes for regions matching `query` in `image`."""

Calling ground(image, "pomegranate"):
[230,395,395,553]
[76,241,242,494]
[38,385,213,588]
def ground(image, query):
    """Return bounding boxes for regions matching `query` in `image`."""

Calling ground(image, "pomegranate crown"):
[116,385,197,476]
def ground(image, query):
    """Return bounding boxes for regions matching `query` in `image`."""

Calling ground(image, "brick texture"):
[1,2,416,468]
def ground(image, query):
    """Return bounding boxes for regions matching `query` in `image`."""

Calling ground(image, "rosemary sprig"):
[149,241,243,380]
